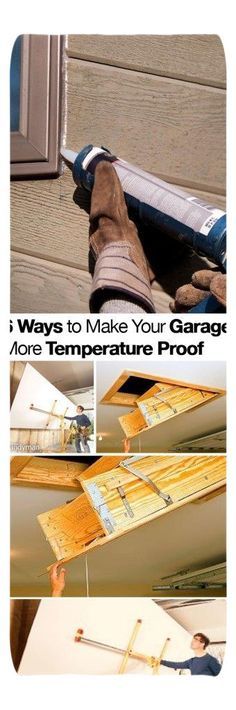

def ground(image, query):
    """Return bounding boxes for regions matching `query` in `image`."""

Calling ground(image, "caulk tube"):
[72,145,226,271]
[189,294,225,314]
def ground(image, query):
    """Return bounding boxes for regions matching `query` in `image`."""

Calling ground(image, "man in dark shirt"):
[64,405,91,452]
[161,632,222,675]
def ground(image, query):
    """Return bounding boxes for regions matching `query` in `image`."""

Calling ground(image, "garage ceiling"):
[96,361,226,453]
[29,360,93,391]
[157,599,226,641]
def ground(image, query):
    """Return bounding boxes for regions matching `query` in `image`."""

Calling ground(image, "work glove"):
[170,270,226,312]
[88,161,155,313]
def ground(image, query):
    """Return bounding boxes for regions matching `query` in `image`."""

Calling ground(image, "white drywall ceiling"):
[29,361,93,391]
[96,361,226,452]
[157,599,226,641]
[18,598,192,675]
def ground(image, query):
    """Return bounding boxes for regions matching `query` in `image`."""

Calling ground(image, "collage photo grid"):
[8,29,228,685]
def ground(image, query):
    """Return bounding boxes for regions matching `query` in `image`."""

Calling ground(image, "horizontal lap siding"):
[11,170,90,272]
[66,59,225,194]
[10,175,226,275]
[10,251,171,313]
[68,35,226,88]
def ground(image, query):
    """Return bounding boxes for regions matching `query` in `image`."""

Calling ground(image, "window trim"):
[11,35,62,178]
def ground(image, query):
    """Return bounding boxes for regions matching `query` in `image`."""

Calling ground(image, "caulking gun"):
[61,145,226,312]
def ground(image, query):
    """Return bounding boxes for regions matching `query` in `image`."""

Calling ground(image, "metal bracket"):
[139,402,161,421]
[153,392,178,414]
[121,457,173,506]
[86,482,116,534]
[117,485,134,518]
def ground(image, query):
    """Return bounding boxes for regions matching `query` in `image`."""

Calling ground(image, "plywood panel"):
[66,59,225,193]
[38,493,104,558]
[10,362,76,429]
[79,455,127,480]
[68,35,226,88]
[11,457,87,489]
[137,386,216,424]
[18,598,192,675]
[10,456,33,477]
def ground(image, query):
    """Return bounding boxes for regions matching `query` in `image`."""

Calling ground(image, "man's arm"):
[208,655,222,676]
[64,415,76,420]
[161,659,191,670]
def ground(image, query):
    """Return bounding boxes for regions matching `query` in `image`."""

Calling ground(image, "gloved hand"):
[89,161,155,313]
[170,270,226,312]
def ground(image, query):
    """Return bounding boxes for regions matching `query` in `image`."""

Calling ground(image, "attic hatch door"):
[37,455,225,564]
[37,493,105,561]
[119,382,219,438]
[80,455,226,533]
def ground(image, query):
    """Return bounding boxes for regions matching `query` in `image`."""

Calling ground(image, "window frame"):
[11,35,62,178]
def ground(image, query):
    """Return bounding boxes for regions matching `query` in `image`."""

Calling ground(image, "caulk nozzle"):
[60,147,78,166]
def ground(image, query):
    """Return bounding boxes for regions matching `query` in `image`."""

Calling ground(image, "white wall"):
[18,598,192,675]
[10,363,78,429]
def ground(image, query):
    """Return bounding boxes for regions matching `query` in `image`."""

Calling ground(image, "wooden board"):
[10,428,63,453]
[68,35,226,88]
[38,454,226,567]
[38,493,104,559]
[79,455,127,480]
[66,59,225,194]
[10,456,33,476]
[10,457,87,490]
[138,385,216,424]
[118,409,147,439]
